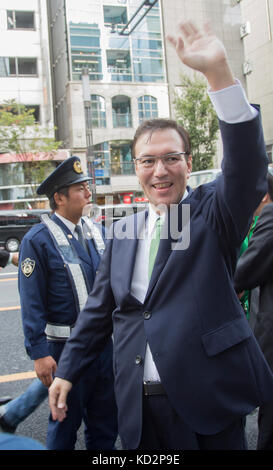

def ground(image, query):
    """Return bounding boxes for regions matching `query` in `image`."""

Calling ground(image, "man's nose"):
[153,158,168,176]
[85,186,92,197]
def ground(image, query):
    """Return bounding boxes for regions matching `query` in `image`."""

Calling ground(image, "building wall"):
[161,0,245,167]
[0,0,54,131]
[240,0,273,159]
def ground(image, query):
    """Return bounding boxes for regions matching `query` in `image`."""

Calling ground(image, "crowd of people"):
[1,19,273,451]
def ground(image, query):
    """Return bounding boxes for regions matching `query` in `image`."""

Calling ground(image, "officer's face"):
[58,181,92,222]
[134,128,192,209]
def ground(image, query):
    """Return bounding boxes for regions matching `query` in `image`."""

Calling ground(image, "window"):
[0,57,37,76]
[131,6,165,83]
[110,140,133,175]
[69,22,102,81]
[106,50,132,82]
[138,95,158,122]
[91,95,106,128]
[7,11,35,30]
[92,142,110,185]
[103,5,128,32]
[0,104,40,123]
[112,96,132,128]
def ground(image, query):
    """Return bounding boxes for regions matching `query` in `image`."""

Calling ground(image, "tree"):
[0,99,62,195]
[173,73,219,172]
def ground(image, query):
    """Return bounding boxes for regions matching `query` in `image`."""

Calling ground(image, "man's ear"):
[186,155,192,177]
[262,192,270,203]
[54,191,65,208]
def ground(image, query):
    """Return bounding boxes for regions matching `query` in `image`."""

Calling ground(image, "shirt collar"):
[55,212,82,235]
[147,189,188,237]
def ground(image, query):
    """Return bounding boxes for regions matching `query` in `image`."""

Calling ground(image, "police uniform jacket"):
[56,111,273,450]
[19,214,101,360]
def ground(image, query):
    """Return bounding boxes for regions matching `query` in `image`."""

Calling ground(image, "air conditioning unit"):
[243,61,252,75]
[240,21,251,38]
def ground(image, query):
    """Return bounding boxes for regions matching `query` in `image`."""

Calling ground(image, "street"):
[0,264,259,450]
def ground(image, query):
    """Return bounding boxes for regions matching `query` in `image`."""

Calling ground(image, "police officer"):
[18,156,117,450]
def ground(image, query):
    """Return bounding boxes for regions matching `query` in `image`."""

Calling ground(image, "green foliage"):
[0,99,62,155]
[0,100,62,195]
[173,74,219,172]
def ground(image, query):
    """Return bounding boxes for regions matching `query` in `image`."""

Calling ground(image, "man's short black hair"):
[49,186,70,211]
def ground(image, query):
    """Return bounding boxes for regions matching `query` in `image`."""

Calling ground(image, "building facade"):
[239,0,273,161]
[0,0,67,209]
[0,0,257,207]
[47,0,246,204]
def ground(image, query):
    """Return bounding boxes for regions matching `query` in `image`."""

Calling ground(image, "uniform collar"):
[54,212,82,236]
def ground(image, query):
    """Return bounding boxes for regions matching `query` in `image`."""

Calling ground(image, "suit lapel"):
[126,209,147,295]
[113,209,147,298]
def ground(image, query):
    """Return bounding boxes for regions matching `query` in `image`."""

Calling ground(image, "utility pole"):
[81,67,97,204]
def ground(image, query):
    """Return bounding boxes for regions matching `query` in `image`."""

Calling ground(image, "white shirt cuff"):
[208,79,258,123]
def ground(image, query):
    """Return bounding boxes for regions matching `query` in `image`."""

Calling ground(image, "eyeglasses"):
[134,152,189,169]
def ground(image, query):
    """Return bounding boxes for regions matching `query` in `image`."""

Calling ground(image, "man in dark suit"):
[18,156,117,449]
[234,170,273,450]
[49,21,273,450]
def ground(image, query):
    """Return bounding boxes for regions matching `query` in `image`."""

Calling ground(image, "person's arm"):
[168,21,257,123]
[0,250,11,268]
[19,234,57,387]
[11,252,19,267]
[167,21,235,91]
[234,204,273,292]
[170,21,268,256]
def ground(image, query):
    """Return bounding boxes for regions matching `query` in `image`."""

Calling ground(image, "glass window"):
[110,140,133,176]
[24,105,40,122]
[90,95,106,128]
[17,58,37,75]
[0,58,37,76]
[138,96,158,122]
[106,50,132,82]
[92,142,110,185]
[7,11,35,30]
[130,3,165,83]
[112,96,132,128]
[69,22,102,81]
[103,5,128,30]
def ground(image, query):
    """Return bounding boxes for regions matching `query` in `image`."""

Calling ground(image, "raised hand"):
[167,21,235,91]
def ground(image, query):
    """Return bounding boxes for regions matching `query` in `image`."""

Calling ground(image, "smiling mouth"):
[152,182,173,189]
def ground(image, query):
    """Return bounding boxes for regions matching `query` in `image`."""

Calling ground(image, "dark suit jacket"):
[56,112,273,450]
[0,250,10,268]
[234,202,273,371]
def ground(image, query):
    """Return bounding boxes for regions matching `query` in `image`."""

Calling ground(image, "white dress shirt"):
[130,80,258,383]
[54,212,83,240]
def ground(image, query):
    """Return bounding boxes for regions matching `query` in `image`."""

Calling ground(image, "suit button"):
[135,355,142,365]
[143,311,151,320]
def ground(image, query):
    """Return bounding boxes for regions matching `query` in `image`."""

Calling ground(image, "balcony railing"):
[112,112,132,128]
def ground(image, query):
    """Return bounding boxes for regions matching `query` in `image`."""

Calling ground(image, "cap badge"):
[21,258,35,278]
[73,161,83,174]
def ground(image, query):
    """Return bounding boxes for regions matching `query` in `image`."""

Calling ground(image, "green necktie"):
[148,218,163,280]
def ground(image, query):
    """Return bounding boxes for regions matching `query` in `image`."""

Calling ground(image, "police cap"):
[36,156,91,198]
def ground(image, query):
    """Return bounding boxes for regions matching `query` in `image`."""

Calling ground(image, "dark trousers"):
[46,339,118,450]
[138,395,247,450]
[257,401,273,450]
